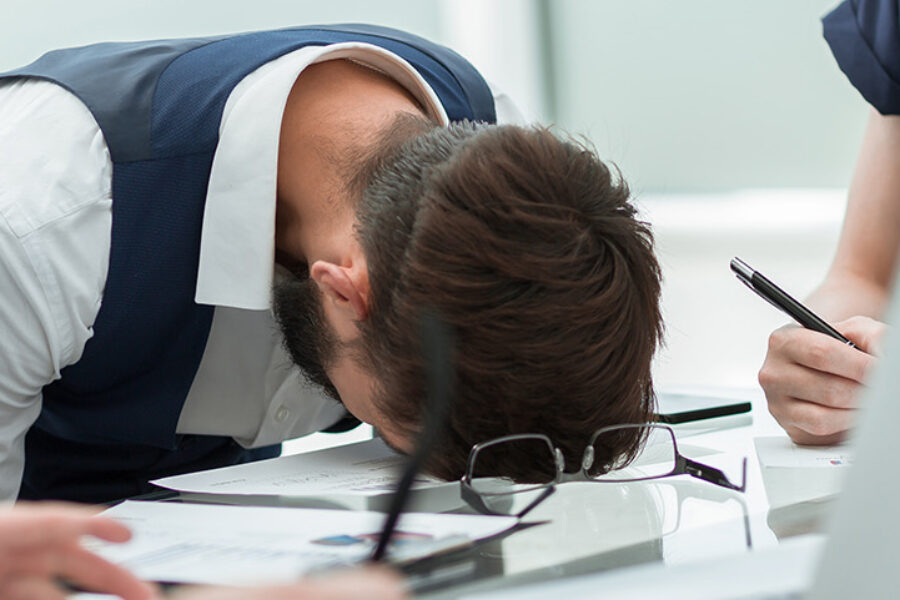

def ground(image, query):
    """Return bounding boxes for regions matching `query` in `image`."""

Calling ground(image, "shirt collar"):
[195,42,449,310]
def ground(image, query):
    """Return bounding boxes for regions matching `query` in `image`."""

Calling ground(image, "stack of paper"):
[754,436,852,469]
[152,438,462,511]
[754,436,852,508]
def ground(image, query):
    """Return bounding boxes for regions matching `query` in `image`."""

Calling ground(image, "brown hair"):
[354,121,663,482]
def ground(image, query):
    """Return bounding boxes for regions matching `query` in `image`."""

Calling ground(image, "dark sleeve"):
[823,0,900,114]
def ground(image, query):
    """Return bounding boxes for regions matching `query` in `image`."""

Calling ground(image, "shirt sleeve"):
[0,221,51,501]
[823,0,900,115]
[0,78,112,500]
[488,79,530,125]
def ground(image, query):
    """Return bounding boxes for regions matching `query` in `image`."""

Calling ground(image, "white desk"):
[78,387,839,599]
[416,387,843,598]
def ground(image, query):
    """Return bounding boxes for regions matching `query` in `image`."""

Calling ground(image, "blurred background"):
[1,0,868,447]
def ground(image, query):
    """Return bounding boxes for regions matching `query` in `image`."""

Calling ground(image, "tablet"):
[654,391,752,424]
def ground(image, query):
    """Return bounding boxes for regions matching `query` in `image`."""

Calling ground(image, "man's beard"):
[271,274,342,403]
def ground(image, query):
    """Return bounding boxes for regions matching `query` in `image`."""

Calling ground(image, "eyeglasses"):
[461,423,747,517]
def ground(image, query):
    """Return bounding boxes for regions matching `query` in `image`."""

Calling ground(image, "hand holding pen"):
[731,258,885,446]
[731,258,860,348]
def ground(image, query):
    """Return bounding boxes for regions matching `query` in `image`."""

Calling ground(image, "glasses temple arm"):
[681,456,747,492]
[514,485,556,519]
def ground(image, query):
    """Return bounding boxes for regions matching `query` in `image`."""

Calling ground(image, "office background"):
[1,0,867,448]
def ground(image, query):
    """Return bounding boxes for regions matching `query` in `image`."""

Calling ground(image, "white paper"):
[153,438,448,496]
[87,501,516,586]
[755,436,853,468]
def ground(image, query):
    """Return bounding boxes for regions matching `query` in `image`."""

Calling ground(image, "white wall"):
[641,190,847,391]
[3,1,864,194]
[0,0,445,70]
[547,0,868,192]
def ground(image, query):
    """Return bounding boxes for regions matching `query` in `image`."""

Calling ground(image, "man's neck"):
[275,59,426,268]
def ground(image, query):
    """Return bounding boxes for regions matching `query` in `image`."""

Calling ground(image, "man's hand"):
[759,316,885,445]
[167,567,407,600]
[0,505,406,600]
[0,502,156,600]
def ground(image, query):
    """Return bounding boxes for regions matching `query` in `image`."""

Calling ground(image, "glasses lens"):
[467,437,557,515]
[589,425,677,481]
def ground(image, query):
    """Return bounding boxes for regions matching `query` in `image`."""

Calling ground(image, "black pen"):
[730,257,859,350]
[371,309,454,563]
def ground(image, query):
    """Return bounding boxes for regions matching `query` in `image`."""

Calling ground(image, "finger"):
[0,544,155,600]
[0,547,57,577]
[762,362,861,409]
[0,509,131,548]
[51,544,156,600]
[768,326,875,383]
[834,316,888,356]
[82,516,134,544]
[9,502,101,516]
[0,577,67,600]
[770,397,855,440]
[782,424,847,446]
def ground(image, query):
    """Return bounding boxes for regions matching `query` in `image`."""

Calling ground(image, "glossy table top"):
[412,387,843,598]
[135,386,840,598]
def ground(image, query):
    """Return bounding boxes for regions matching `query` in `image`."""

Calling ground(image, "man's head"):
[275,120,663,481]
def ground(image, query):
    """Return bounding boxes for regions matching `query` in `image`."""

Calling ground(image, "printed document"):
[152,438,460,510]
[754,436,853,469]
[87,501,517,585]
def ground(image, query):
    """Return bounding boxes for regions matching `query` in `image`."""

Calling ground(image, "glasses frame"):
[461,434,561,518]
[461,423,747,517]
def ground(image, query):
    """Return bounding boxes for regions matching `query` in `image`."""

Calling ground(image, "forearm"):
[805,269,893,323]
[804,110,900,323]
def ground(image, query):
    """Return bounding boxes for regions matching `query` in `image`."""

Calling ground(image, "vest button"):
[274,406,290,423]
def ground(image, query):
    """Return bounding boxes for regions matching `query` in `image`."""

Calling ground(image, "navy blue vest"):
[0,24,496,503]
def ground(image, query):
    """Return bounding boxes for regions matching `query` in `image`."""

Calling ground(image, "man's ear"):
[309,260,369,321]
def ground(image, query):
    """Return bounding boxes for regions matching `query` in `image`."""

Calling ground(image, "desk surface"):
[407,387,841,598]
[137,387,839,599]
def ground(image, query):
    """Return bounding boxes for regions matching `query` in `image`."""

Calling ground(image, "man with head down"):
[0,24,663,502]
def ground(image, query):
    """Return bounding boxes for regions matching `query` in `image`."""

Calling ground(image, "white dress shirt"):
[0,41,523,501]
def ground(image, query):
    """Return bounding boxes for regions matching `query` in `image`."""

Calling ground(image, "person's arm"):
[759,0,900,444]
[808,110,900,320]
[0,79,113,498]
[0,503,155,599]
[167,568,406,600]
[813,0,900,320]
[759,109,900,444]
